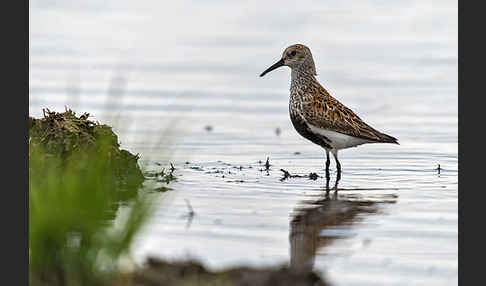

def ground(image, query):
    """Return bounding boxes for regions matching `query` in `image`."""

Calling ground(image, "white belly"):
[308,125,373,150]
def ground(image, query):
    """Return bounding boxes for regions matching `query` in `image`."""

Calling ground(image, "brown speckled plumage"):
[290,67,398,144]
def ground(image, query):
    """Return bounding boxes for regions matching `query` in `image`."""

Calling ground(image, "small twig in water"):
[265,157,270,171]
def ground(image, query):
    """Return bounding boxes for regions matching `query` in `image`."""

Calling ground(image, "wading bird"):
[260,44,398,188]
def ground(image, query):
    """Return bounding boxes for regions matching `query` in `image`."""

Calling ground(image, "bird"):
[259,44,398,188]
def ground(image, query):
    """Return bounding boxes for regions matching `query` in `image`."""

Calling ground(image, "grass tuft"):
[29,108,156,286]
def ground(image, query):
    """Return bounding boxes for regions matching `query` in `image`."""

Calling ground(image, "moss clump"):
[29,108,145,197]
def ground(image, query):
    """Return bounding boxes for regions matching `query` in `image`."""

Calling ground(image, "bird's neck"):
[290,68,316,93]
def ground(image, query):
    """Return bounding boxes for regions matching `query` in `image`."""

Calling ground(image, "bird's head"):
[260,44,317,77]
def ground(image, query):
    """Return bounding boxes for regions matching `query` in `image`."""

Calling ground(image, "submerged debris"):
[308,172,319,180]
[146,163,177,192]
[153,186,172,192]
[158,165,177,183]
[280,169,321,182]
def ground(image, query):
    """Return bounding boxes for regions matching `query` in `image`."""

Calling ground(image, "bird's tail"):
[379,132,399,145]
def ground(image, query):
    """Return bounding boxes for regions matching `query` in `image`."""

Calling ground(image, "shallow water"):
[30,0,457,285]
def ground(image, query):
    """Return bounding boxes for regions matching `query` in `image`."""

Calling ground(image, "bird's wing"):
[300,81,396,143]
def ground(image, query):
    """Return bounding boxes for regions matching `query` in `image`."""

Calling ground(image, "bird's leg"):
[325,150,330,189]
[332,151,341,190]
[335,159,341,183]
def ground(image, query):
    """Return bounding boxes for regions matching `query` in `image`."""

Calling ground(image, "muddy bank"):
[119,257,330,286]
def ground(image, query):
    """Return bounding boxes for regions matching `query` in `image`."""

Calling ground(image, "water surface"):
[29,0,458,285]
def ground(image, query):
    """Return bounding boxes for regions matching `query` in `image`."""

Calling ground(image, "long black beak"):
[259,59,285,77]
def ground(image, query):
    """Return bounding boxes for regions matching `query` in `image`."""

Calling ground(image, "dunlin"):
[260,44,398,187]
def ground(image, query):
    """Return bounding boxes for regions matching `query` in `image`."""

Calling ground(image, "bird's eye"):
[289,51,297,57]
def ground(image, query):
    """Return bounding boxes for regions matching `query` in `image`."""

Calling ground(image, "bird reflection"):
[289,188,397,273]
